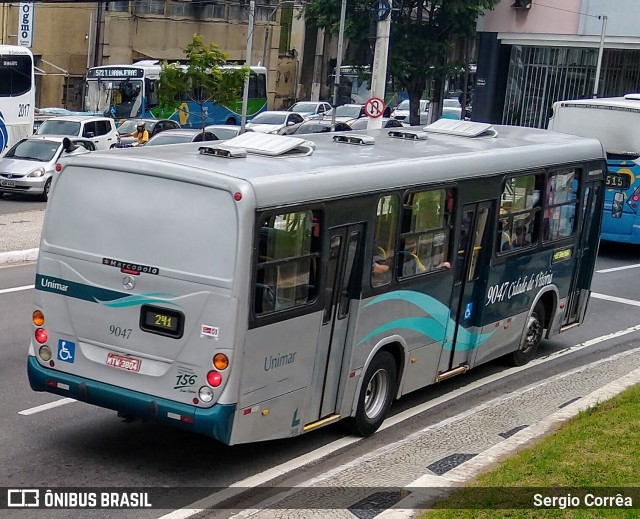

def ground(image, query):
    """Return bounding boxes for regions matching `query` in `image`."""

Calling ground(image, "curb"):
[0,248,39,265]
[375,363,640,517]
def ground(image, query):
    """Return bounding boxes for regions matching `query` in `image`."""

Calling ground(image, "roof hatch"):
[199,132,315,158]
[424,119,498,138]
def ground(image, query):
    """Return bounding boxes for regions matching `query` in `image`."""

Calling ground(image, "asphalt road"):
[0,195,46,215]
[1,241,640,518]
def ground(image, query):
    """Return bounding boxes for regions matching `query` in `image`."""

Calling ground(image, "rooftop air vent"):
[423,119,498,138]
[387,129,429,140]
[623,93,640,101]
[219,132,315,157]
[332,134,375,145]
[199,145,247,158]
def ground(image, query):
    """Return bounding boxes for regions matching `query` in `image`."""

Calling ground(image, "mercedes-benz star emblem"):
[123,276,135,290]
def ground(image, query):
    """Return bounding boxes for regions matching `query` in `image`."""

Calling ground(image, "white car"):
[323,104,367,123]
[36,116,120,150]
[0,135,95,201]
[392,99,429,125]
[246,111,305,134]
[442,99,463,120]
[204,125,253,140]
[287,101,332,119]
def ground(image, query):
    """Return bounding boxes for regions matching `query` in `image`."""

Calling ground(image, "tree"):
[157,34,248,131]
[304,0,499,125]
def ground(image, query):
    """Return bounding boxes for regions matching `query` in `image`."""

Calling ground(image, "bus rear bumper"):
[27,356,235,444]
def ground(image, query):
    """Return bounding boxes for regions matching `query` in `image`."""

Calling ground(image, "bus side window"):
[543,169,579,242]
[254,210,322,315]
[371,195,399,287]
[498,173,543,253]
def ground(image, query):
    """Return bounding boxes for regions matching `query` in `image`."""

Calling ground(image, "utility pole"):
[93,1,104,67]
[367,1,391,129]
[330,0,347,129]
[310,28,324,102]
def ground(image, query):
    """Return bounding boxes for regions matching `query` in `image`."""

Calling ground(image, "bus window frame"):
[250,204,325,329]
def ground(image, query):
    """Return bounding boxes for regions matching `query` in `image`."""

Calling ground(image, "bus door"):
[564,181,603,325]
[308,224,364,421]
[439,202,492,375]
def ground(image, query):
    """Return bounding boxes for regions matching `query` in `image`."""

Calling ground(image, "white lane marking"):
[591,292,640,308]
[0,284,34,295]
[19,398,76,416]
[596,263,640,274]
[155,323,640,519]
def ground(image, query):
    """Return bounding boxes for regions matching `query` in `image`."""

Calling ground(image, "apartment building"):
[475,0,640,127]
[0,1,304,110]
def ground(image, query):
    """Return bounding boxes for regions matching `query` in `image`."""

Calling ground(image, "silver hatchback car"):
[0,135,95,201]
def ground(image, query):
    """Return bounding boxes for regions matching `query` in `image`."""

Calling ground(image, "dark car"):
[277,120,352,136]
[117,118,181,146]
[144,129,217,146]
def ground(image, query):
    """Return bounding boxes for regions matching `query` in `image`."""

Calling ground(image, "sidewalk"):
[0,209,43,264]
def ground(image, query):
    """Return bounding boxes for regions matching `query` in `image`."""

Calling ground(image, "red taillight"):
[55,164,62,172]
[35,328,48,344]
[234,192,242,201]
[206,370,222,387]
[633,195,639,202]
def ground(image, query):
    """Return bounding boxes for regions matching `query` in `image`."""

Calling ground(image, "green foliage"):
[304,0,499,124]
[157,34,248,127]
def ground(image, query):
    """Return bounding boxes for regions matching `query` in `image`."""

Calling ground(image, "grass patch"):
[419,384,640,517]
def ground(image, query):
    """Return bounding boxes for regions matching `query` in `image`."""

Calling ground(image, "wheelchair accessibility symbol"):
[464,302,473,320]
[57,339,76,363]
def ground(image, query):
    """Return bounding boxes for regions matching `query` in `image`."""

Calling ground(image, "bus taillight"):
[213,353,229,370]
[206,370,222,387]
[35,328,48,344]
[33,310,45,326]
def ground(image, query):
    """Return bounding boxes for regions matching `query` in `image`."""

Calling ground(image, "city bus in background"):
[28,121,604,445]
[0,45,35,156]
[84,61,267,127]
[329,65,407,114]
[548,94,640,244]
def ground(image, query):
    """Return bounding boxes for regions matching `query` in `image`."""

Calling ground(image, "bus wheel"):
[510,304,545,366]
[345,351,397,436]
[40,178,52,202]
[226,117,237,125]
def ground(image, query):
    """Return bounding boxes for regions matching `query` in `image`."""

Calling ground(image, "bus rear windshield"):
[44,167,238,281]
[0,54,32,96]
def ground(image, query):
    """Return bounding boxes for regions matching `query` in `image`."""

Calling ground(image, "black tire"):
[509,303,545,366]
[40,178,52,202]
[344,351,397,436]
[226,117,237,125]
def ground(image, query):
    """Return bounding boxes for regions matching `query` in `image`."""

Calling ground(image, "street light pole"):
[241,0,256,133]
[593,15,607,99]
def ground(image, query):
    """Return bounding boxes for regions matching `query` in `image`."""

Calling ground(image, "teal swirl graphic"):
[0,110,8,154]
[96,292,179,308]
[357,291,493,351]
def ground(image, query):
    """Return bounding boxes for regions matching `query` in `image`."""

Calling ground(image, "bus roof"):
[548,95,640,154]
[68,124,605,208]
[0,44,33,56]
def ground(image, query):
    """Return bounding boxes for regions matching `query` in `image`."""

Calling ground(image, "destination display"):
[140,305,184,338]
[87,67,144,80]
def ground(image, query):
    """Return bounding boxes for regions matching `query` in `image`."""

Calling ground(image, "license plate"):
[0,180,15,187]
[605,173,631,190]
[106,353,141,372]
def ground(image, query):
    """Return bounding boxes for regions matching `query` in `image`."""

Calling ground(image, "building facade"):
[475,0,640,127]
[0,1,302,110]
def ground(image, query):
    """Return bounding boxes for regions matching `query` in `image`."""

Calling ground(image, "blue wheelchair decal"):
[57,339,76,363]
[464,302,473,320]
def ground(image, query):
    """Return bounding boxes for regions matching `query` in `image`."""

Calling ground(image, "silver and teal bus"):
[28,121,605,444]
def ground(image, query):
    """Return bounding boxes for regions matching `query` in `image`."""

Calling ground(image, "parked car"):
[348,118,407,130]
[323,104,366,123]
[246,111,305,133]
[287,101,332,119]
[204,125,253,141]
[442,98,463,120]
[144,129,217,146]
[391,99,429,125]
[278,120,352,135]
[36,116,119,150]
[0,136,95,201]
[117,118,181,146]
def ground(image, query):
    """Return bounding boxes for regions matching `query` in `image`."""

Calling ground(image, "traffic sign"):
[364,97,385,118]
[371,0,391,22]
